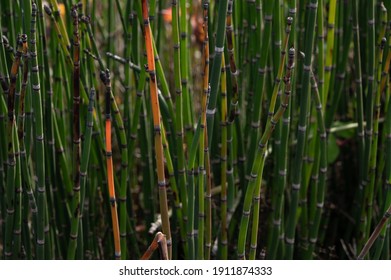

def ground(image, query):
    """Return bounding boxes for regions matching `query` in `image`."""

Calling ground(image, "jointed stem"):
[142,0,172,259]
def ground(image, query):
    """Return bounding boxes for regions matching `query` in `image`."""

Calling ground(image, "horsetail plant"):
[101,69,121,260]
[30,3,47,259]
[238,46,295,260]
[305,73,328,259]
[1,0,391,261]
[198,0,212,259]
[67,4,82,260]
[358,202,391,260]
[247,1,274,173]
[142,0,172,259]
[206,0,228,149]
[285,0,318,260]
[360,1,376,249]
[171,0,188,242]
[219,55,228,259]
[179,0,194,150]
[4,35,23,260]
[197,0,210,260]
[364,37,387,243]
[141,232,168,260]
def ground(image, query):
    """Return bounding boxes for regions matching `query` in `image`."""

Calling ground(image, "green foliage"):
[0,0,390,260]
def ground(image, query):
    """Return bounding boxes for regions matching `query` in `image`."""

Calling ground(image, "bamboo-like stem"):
[360,2,376,247]
[298,4,325,251]
[68,4,82,260]
[226,0,238,124]
[128,64,147,168]
[324,2,352,131]
[358,203,391,260]
[197,0,210,260]
[0,86,9,220]
[13,33,31,259]
[373,92,391,257]
[305,73,328,259]
[204,129,212,260]
[322,0,336,109]
[107,0,115,71]
[48,0,70,50]
[225,0,245,196]
[139,90,156,237]
[117,0,132,260]
[100,69,121,260]
[364,37,386,242]
[17,34,38,259]
[250,40,295,260]
[271,0,282,79]
[105,52,141,72]
[186,117,204,259]
[141,232,169,260]
[81,12,130,259]
[172,0,188,244]
[206,0,228,148]
[180,0,193,150]
[316,0,324,110]
[142,0,172,259]
[4,35,23,259]
[160,119,187,256]
[30,3,47,259]
[351,0,366,231]
[219,56,228,259]
[226,0,240,173]
[247,1,274,174]
[12,121,22,259]
[0,26,8,201]
[0,92,7,221]
[76,87,96,259]
[43,5,72,70]
[224,0,237,242]
[38,0,58,260]
[285,0,318,260]
[112,93,129,261]
[237,47,295,260]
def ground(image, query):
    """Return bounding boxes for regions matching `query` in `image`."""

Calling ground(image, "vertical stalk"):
[359,0,376,250]
[285,0,317,260]
[30,3,47,259]
[365,37,386,242]
[4,36,23,259]
[68,4,82,260]
[247,2,274,173]
[237,47,295,260]
[110,85,129,260]
[323,0,336,108]
[220,56,228,259]
[172,0,188,240]
[305,73,328,259]
[351,0,365,229]
[142,0,172,259]
[0,18,9,203]
[100,69,121,260]
[268,12,296,259]
[373,89,391,257]
[197,0,210,260]
[180,0,193,149]
[206,0,228,148]
[204,130,212,260]
[18,34,37,259]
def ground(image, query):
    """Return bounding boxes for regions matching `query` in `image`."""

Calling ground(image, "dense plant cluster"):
[0,0,390,260]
